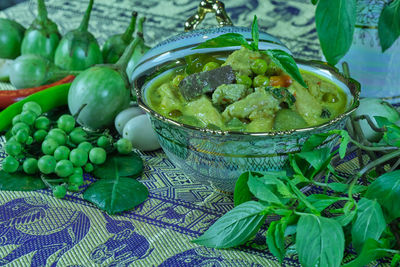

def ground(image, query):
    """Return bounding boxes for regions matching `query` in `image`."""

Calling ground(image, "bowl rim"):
[134,58,361,137]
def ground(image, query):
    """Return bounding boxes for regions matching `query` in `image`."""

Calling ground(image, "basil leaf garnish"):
[351,198,386,253]
[378,0,400,52]
[192,201,267,248]
[296,214,345,267]
[193,33,252,50]
[262,49,308,88]
[251,15,259,51]
[342,239,391,267]
[366,170,400,222]
[266,220,287,264]
[233,171,254,207]
[315,0,356,65]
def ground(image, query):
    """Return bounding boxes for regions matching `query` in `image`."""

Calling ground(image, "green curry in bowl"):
[146,47,347,132]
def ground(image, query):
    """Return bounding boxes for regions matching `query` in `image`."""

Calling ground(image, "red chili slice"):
[0,75,75,109]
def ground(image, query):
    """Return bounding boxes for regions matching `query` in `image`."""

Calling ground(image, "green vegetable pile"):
[0,100,148,214]
[0,0,149,90]
[193,105,400,265]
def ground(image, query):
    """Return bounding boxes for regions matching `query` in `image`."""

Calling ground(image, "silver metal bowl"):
[131,20,360,193]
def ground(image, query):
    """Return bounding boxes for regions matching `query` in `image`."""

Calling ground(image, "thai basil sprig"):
[192,126,400,266]
[312,0,400,65]
[193,15,308,88]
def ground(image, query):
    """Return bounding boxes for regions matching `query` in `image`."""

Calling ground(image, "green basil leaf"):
[306,194,344,212]
[378,0,400,52]
[0,170,46,191]
[351,198,386,253]
[392,254,400,267]
[266,220,286,263]
[284,224,297,237]
[342,238,389,267]
[315,0,357,65]
[251,15,259,51]
[289,154,305,176]
[84,178,148,214]
[296,147,332,178]
[337,130,350,159]
[93,152,143,179]
[192,201,267,248]
[248,172,288,204]
[296,214,345,267]
[234,171,255,207]
[375,116,400,147]
[328,182,367,194]
[261,171,292,198]
[287,180,319,214]
[334,210,356,227]
[263,49,308,88]
[302,133,331,152]
[193,33,252,50]
[366,170,400,222]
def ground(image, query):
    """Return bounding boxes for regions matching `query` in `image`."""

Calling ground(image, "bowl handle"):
[184,0,233,31]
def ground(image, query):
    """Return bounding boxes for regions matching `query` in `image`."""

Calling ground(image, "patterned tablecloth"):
[0,1,369,266]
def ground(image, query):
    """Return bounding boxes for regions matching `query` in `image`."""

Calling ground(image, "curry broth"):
[146,51,347,132]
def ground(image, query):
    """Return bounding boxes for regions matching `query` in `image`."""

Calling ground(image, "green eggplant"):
[102,11,138,64]
[54,0,102,71]
[68,34,145,130]
[9,54,79,89]
[0,18,25,59]
[126,17,150,78]
[21,0,61,61]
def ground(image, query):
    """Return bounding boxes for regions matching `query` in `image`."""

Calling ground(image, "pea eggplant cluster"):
[0,0,149,90]
[2,100,134,199]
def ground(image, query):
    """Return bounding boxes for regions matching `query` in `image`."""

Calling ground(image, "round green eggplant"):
[55,31,103,71]
[68,67,130,129]
[0,18,26,59]
[9,54,75,89]
[21,0,61,61]
[54,0,102,71]
[68,36,144,130]
[102,11,138,64]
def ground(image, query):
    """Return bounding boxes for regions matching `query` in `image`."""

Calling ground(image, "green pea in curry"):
[147,47,347,132]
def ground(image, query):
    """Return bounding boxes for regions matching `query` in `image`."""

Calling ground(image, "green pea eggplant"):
[0,18,25,59]
[21,0,61,61]
[68,30,147,130]
[102,11,138,64]
[54,0,102,71]
[9,54,79,89]
[126,17,150,78]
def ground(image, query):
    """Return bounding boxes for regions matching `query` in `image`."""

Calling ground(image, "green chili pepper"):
[102,11,138,64]
[0,18,26,59]
[0,83,72,132]
[21,0,61,61]
[54,0,103,71]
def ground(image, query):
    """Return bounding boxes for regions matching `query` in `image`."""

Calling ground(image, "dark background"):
[0,0,26,10]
